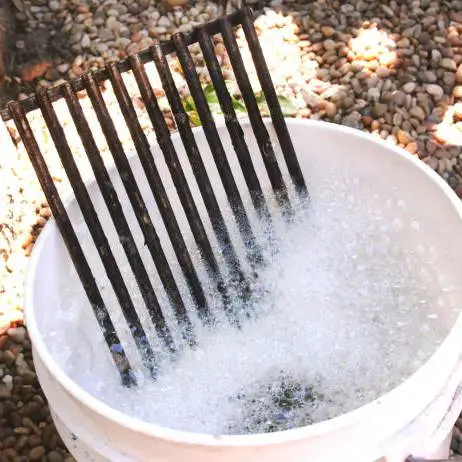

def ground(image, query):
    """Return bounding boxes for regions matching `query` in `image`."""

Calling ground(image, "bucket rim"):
[24,118,462,448]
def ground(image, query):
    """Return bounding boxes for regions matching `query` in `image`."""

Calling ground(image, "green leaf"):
[179,84,297,126]
[203,83,217,101]
[183,95,196,113]
[231,97,247,114]
[203,83,248,115]
[203,84,223,115]
[254,92,266,105]
[187,110,201,127]
[254,92,298,117]
[277,95,298,116]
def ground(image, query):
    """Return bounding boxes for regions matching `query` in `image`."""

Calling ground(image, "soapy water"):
[42,173,461,435]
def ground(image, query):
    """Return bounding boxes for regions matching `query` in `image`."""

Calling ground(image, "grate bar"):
[106,62,210,330]
[0,10,245,122]
[220,20,290,210]
[219,17,291,216]
[94,67,210,326]
[59,82,194,349]
[81,73,185,352]
[7,100,137,386]
[36,88,170,372]
[240,7,307,195]
[123,56,216,323]
[150,43,247,313]
[172,32,264,269]
[197,28,272,223]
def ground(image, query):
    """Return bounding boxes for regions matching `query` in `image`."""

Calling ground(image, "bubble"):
[42,173,459,435]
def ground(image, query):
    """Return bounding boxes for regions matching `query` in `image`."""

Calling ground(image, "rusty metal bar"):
[0,9,245,122]
[81,73,178,352]
[197,28,271,223]
[128,53,219,323]
[102,64,214,329]
[112,59,212,323]
[240,7,307,195]
[172,31,264,269]
[219,17,290,213]
[7,100,136,386]
[106,63,206,335]
[60,82,195,350]
[36,87,167,372]
[149,42,245,316]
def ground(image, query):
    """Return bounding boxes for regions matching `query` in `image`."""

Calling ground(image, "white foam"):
[42,174,460,435]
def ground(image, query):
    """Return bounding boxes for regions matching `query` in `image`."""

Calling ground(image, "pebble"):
[381,4,394,17]
[2,374,13,390]
[137,0,150,9]
[7,326,26,343]
[431,49,442,63]
[368,88,381,103]
[81,34,91,48]
[422,70,437,83]
[149,26,167,35]
[440,58,457,71]
[57,63,70,74]
[376,66,389,78]
[95,43,109,54]
[158,16,171,28]
[425,84,444,98]
[409,106,426,121]
[393,113,403,126]
[15,353,32,376]
[29,445,46,460]
[48,451,65,462]
[323,101,337,118]
[321,26,334,38]
[397,130,413,145]
[0,383,11,398]
[454,86,462,99]
[98,28,114,41]
[392,91,406,105]
[457,65,462,84]
[3,350,15,365]
[106,16,119,31]
[372,103,388,118]
[49,0,59,11]
[403,82,416,93]
[405,142,418,154]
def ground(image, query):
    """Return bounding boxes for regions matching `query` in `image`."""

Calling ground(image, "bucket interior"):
[27,119,462,436]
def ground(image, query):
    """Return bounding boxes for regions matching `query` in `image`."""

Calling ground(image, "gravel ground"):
[0,326,75,462]
[3,0,462,459]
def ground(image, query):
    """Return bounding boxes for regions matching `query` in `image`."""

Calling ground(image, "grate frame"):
[4,7,307,386]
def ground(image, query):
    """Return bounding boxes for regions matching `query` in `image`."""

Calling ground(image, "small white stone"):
[2,375,13,391]
[81,34,91,48]
[158,16,171,27]
[402,82,416,93]
[57,63,69,74]
[49,0,60,10]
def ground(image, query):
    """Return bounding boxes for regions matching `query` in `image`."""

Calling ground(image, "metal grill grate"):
[3,7,307,386]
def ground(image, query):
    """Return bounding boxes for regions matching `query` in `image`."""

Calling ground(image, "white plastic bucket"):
[25,119,462,462]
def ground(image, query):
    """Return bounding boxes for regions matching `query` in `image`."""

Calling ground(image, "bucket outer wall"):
[25,120,462,462]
